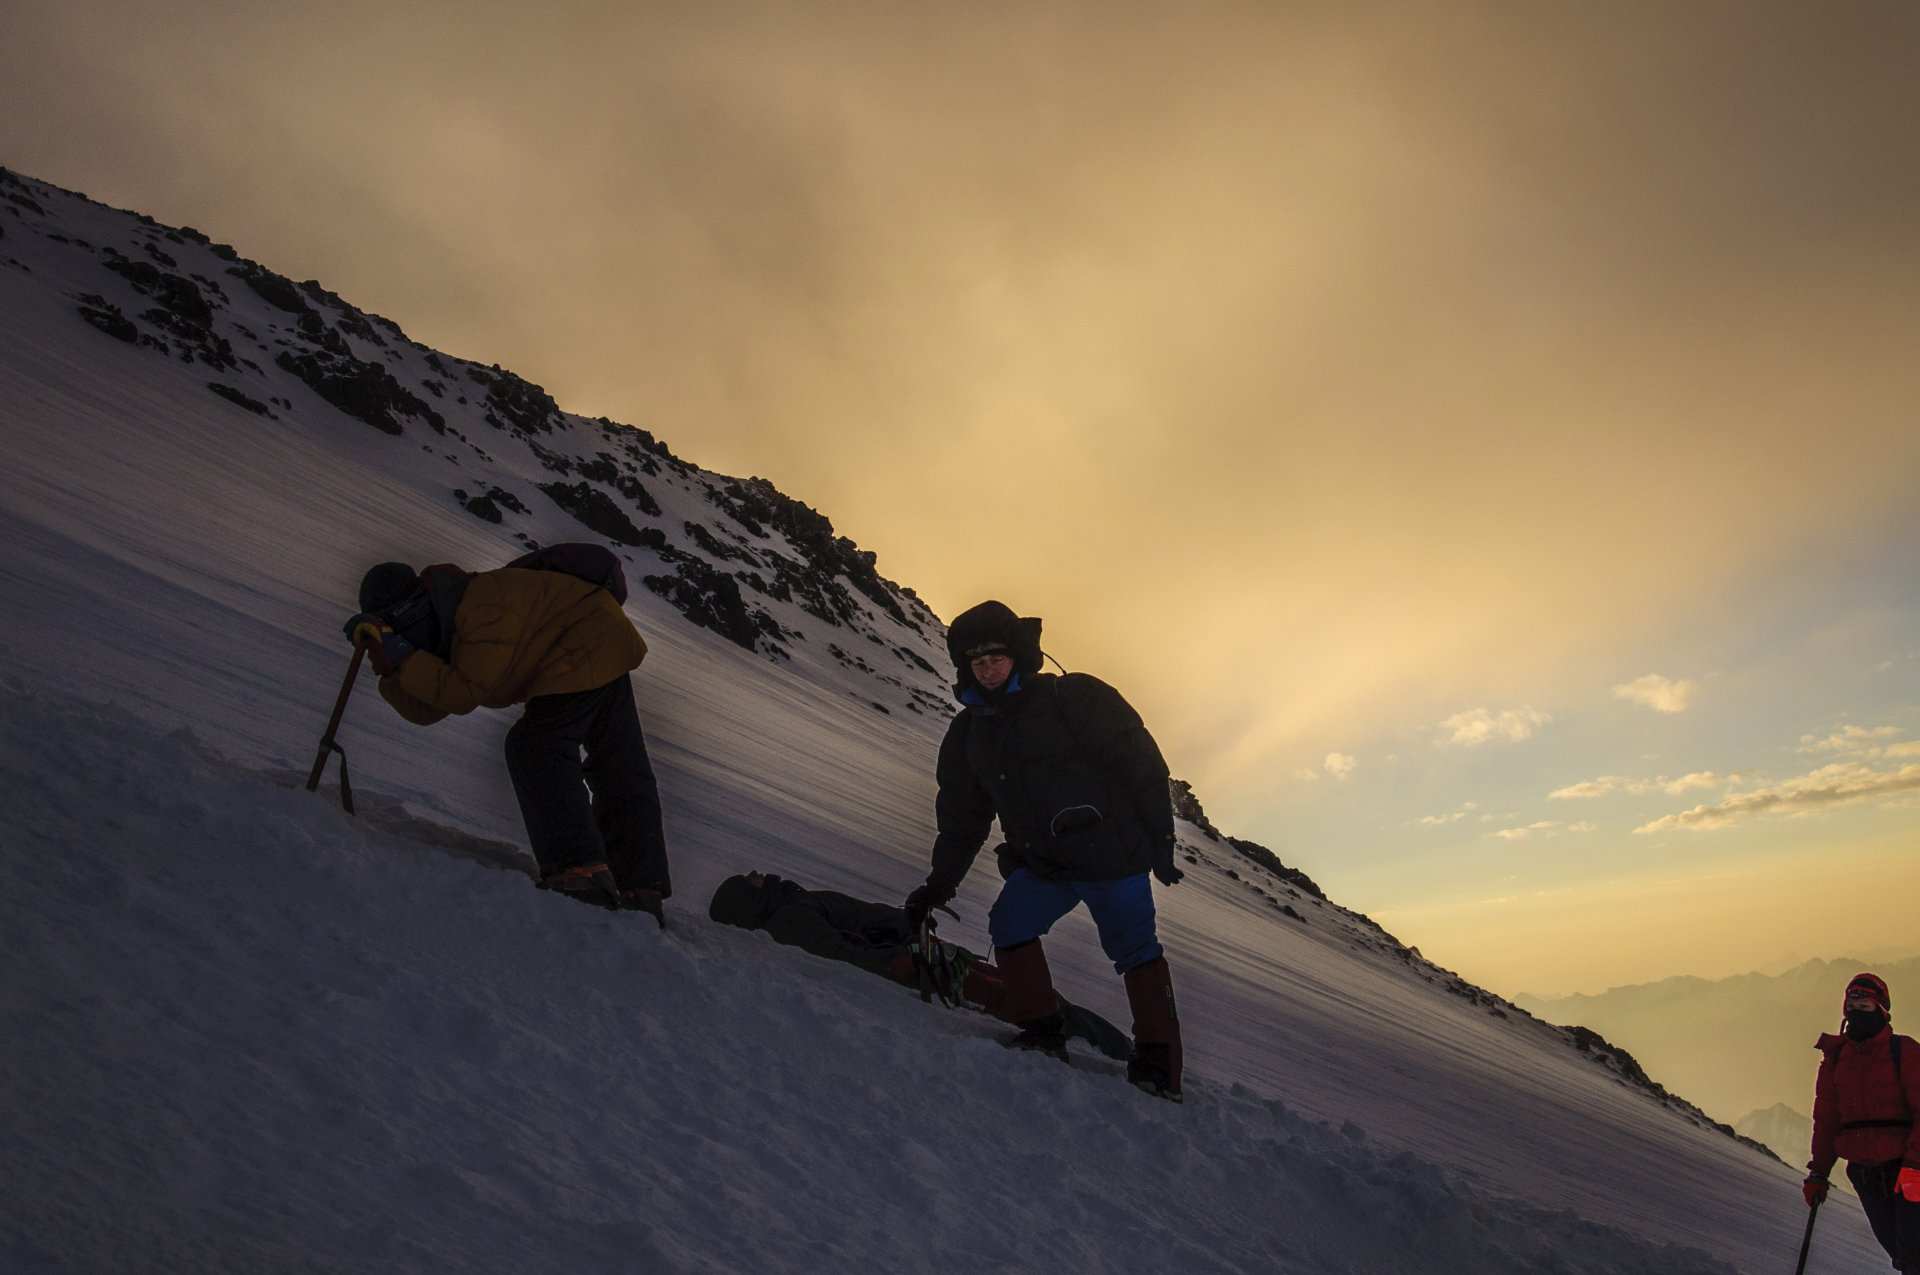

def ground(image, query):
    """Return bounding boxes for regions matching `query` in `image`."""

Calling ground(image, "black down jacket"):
[928,672,1175,890]
[709,874,914,978]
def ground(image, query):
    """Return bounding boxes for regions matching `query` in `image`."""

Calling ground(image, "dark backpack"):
[505,542,628,604]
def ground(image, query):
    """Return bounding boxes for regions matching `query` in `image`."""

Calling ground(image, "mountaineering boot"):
[1128,1043,1178,1102]
[994,939,1067,1062]
[992,938,1062,1023]
[1124,956,1183,1103]
[1005,1010,1070,1063]
[537,861,620,910]
[618,887,666,928]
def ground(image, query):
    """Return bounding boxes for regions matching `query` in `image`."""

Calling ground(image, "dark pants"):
[503,675,670,896]
[1848,1159,1920,1270]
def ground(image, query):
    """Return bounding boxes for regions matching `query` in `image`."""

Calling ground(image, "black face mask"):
[1846,1009,1889,1040]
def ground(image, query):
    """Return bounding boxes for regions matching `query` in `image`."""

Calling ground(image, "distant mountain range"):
[1516,955,1920,1162]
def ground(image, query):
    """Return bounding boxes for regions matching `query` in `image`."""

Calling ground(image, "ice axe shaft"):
[1794,1196,1820,1275]
[305,642,370,813]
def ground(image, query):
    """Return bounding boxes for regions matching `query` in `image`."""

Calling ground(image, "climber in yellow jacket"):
[344,549,670,924]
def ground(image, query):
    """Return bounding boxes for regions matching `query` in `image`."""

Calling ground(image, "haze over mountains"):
[0,165,1885,1272]
[1517,955,1920,1167]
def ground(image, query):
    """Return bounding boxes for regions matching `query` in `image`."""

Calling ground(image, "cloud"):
[1550,772,1724,799]
[1798,724,1903,756]
[1439,706,1551,747]
[1293,768,1322,782]
[1492,820,1596,841]
[1550,777,1622,799]
[1611,674,1698,713]
[1324,752,1357,780]
[1415,801,1478,828]
[1634,760,1920,833]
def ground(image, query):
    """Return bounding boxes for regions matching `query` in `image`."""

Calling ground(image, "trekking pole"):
[305,642,369,814]
[1793,1196,1820,1275]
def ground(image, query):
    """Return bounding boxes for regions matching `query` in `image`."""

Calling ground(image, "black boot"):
[537,862,620,910]
[618,887,666,928]
[1127,1042,1181,1102]
[1005,1011,1069,1063]
[1124,957,1183,1102]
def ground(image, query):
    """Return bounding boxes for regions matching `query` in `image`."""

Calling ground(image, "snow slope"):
[0,168,1880,1272]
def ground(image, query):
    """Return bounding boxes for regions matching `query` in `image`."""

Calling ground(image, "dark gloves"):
[343,612,417,677]
[1802,1174,1828,1207]
[903,882,955,932]
[1152,838,1185,887]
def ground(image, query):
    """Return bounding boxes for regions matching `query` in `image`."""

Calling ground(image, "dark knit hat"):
[359,562,419,612]
[1846,972,1891,1012]
[708,874,766,929]
[357,562,432,634]
[945,600,1043,676]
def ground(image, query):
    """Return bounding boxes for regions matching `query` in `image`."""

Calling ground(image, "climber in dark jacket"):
[902,600,1187,1101]
[1804,972,1920,1271]
[707,871,1130,1060]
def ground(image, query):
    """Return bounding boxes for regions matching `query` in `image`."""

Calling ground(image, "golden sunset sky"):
[5,0,1916,995]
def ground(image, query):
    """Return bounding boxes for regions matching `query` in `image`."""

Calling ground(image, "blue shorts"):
[986,869,1163,974]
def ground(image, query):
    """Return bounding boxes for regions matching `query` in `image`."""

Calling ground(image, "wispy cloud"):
[1634,761,1920,833]
[1550,772,1724,799]
[1439,706,1551,747]
[1492,820,1596,841]
[1415,801,1478,828]
[1324,752,1357,780]
[1798,724,1903,756]
[1611,674,1698,713]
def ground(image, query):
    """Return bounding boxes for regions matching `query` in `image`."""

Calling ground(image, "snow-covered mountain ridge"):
[1,161,1759,1150]
[0,166,1874,1272]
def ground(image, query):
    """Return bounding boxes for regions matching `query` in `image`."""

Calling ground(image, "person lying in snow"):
[707,871,1131,1061]
[342,547,671,924]
[1803,971,1920,1272]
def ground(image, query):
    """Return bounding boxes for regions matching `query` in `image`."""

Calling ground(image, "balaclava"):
[1844,971,1891,1040]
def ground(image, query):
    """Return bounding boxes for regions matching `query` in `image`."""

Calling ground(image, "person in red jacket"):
[1805,972,1920,1270]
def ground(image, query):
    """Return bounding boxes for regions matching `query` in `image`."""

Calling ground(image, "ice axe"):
[1793,1194,1821,1275]
[304,641,370,814]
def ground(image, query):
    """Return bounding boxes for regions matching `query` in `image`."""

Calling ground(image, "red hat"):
[1845,972,1891,1012]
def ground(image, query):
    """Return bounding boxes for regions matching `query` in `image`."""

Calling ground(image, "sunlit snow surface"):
[0,171,1877,1272]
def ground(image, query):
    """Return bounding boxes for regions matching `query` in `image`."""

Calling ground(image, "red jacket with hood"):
[1809,1026,1920,1177]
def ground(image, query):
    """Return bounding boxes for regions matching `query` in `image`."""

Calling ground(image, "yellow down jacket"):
[379,567,647,726]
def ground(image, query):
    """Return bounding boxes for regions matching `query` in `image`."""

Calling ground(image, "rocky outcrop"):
[275,345,444,436]
[472,366,561,437]
[536,481,649,547]
[207,382,274,417]
[643,556,790,658]
[709,476,928,631]
[455,485,530,524]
